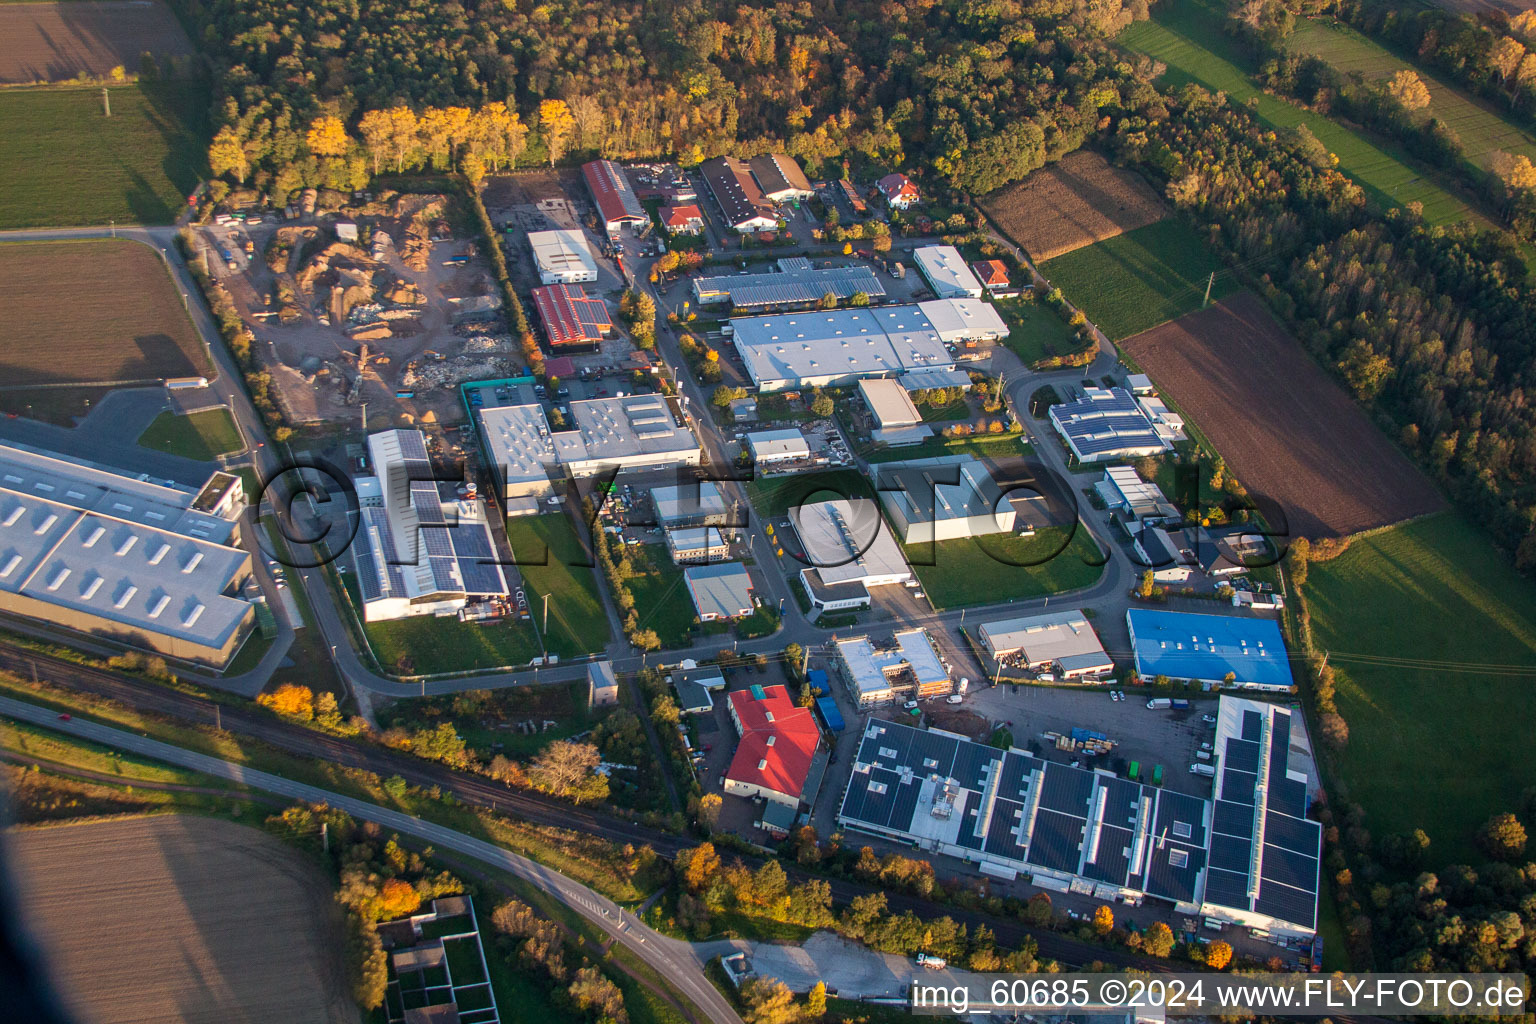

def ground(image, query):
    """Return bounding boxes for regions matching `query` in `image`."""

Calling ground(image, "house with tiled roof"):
[724,684,822,810]
[876,172,920,209]
[971,259,1018,297]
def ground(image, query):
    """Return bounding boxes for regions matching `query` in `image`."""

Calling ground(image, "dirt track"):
[980,151,1168,261]
[0,2,195,83]
[5,814,357,1024]
[1122,291,1444,540]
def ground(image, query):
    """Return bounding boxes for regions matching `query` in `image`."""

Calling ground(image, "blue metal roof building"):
[1126,609,1294,690]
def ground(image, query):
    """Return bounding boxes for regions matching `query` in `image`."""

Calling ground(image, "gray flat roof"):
[788,499,911,588]
[730,305,955,387]
[694,265,885,309]
[858,378,922,429]
[875,456,1008,527]
[835,630,947,697]
[479,396,698,482]
[528,229,596,277]
[683,561,754,619]
[914,245,983,296]
[651,480,729,524]
[978,609,1110,665]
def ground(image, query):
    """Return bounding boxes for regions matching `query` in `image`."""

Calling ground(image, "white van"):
[1190,763,1216,777]
[1195,749,1213,761]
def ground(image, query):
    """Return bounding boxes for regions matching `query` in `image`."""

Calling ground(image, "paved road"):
[0,692,744,1024]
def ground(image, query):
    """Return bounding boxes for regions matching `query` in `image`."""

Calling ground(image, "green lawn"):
[343,572,543,675]
[1116,0,1490,229]
[1039,219,1235,341]
[136,408,242,461]
[993,296,1088,367]
[507,513,612,657]
[625,545,702,649]
[1285,18,1536,173]
[0,82,208,229]
[863,433,1032,464]
[1305,513,1536,864]
[747,469,875,516]
[904,525,1106,609]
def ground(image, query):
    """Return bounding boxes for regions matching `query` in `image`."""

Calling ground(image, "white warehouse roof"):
[916,298,1008,343]
[729,304,955,390]
[914,245,984,299]
[528,229,597,282]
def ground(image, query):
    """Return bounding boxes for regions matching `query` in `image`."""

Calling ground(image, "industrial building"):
[683,561,755,621]
[665,526,730,564]
[728,304,956,392]
[527,229,598,284]
[1049,387,1174,464]
[724,684,824,811]
[788,498,913,612]
[692,258,884,311]
[582,160,648,234]
[351,430,509,622]
[700,157,778,233]
[874,456,1015,544]
[977,610,1113,679]
[837,702,1320,938]
[834,630,950,706]
[651,480,734,528]
[913,245,984,299]
[1097,466,1178,525]
[750,154,814,203]
[858,378,929,447]
[476,395,701,513]
[745,428,810,465]
[0,442,252,665]
[917,298,1007,343]
[1126,609,1294,690]
[670,661,727,713]
[530,284,611,349]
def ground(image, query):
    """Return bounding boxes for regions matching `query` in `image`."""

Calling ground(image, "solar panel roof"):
[1213,799,1256,837]
[1039,762,1095,815]
[1255,878,1317,928]
[1221,768,1258,803]
[1209,832,1253,874]
[1028,808,1086,873]
[1085,823,1133,884]
[1224,738,1261,774]
[1204,866,1251,907]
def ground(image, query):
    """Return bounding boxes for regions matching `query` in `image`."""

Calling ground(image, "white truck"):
[1146,697,1172,709]
[916,953,947,970]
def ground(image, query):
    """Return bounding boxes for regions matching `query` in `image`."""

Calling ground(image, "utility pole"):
[360,402,368,433]
[214,704,221,731]
[110,219,116,239]
[101,87,110,117]
[321,822,328,853]
[542,593,550,634]
[1202,271,1214,308]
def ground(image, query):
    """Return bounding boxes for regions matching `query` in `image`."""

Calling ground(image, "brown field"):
[1122,291,1444,539]
[980,150,1169,261]
[0,1,195,84]
[6,814,355,1024]
[0,239,211,423]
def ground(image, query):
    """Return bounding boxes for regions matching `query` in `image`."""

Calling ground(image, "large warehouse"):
[351,430,509,622]
[693,259,885,311]
[0,441,251,665]
[528,229,598,284]
[913,245,984,299]
[788,498,913,611]
[477,395,701,511]
[700,156,778,233]
[837,698,1322,939]
[1049,387,1174,464]
[581,159,648,233]
[874,455,1015,544]
[834,629,950,706]
[1126,609,1294,690]
[725,684,823,810]
[531,284,611,349]
[977,609,1113,679]
[728,304,957,392]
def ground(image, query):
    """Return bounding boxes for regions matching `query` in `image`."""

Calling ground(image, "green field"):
[344,573,543,675]
[1285,19,1536,173]
[0,82,208,229]
[994,296,1087,367]
[1116,0,1488,229]
[625,545,703,648]
[1305,513,1536,864]
[747,469,875,516]
[1039,219,1236,340]
[507,513,612,656]
[137,408,241,461]
[864,433,1032,464]
[904,525,1106,609]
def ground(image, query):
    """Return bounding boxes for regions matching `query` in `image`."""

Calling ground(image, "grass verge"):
[137,408,241,461]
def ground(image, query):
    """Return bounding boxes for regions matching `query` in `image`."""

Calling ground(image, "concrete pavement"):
[0,692,744,1024]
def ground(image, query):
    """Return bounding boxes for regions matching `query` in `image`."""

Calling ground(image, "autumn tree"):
[208,126,249,182]
[811,392,834,417]
[1092,904,1114,935]
[807,981,827,1018]
[677,842,721,892]
[1478,812,1528,860]
[569,966,626,1023]
[307,115,350,158]
[357,109,393,175]
[697,792,722,829]
[1386,70,1431,112]
[1288,537,1310,588]
[376,877,422,919]
[1143,921,1176,958]
[740,977,800,1024]
[1206,940,1233,970]
[1493,151,1536,193]
[527,740,610,804]
[345,913,388,1009]
[539,99,576,167]
[258,683,314,720]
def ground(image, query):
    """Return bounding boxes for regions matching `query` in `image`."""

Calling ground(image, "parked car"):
[1202,713,1217,725]
[902,700,919,710]
[945,695,963,705]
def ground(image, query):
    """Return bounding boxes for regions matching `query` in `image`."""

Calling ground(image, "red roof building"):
[724,685,821,807]
[581,160,648,233]
[972,259,1011,290]
[876,172,921,209]
[661,203,705,234]
[531,284,613,350]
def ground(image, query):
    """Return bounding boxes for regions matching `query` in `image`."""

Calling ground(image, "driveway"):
[696,931,969,999]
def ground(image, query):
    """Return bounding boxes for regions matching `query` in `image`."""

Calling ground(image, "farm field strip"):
[9,815,355,1024]
[1116,0,1491,228]
[0,0,194,83]
[1121,291,1443,539]
[980,149,1169,261]
[1284,18,1536,171]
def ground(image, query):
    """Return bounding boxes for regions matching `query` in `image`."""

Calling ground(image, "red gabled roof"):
[877,172,919,200]
[726,685,820,801]
[972,259,1010,287]
[581,160,647,228]
[661,203,703,228]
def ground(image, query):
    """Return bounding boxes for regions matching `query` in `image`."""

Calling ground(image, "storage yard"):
[1122,291,1444,538]
[0,239,213,423]
[8,815,355,1024]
